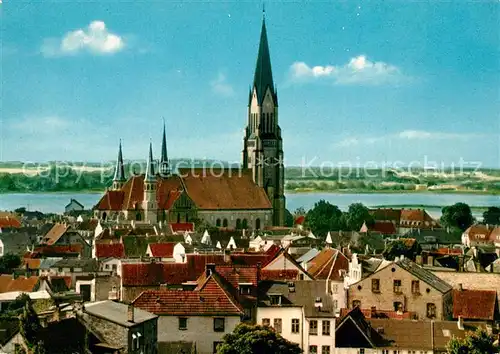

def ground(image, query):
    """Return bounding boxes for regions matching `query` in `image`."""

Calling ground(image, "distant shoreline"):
[285,188,500,196]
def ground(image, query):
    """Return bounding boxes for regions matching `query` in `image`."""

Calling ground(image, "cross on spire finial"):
[262,2,265,18]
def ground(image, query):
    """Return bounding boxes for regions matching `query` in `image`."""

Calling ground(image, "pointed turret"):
[160,119,170,177]
[112,140,125,190]
[252,14,275,105]
[145,142,155,182]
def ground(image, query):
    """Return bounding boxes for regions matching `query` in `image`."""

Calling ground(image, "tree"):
[305,200,344,237]
[446,328,499,354]
[217,323,302,354]
[19,298,42,348]
[344,203,373,231]
[483,206,500,225]
[14,207,27,214]
[441,203,474,231]
[382,239,421,261]
[0,254,22,274]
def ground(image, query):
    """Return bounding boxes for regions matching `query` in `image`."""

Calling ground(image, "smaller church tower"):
[159,119,171,177]
[143,142,157,224]
[112,140,126,190]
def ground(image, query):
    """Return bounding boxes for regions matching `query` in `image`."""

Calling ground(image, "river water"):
[0,192,498,218]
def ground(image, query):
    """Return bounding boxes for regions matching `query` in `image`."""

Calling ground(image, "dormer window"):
[288,282,295,293]
[269,294,282,305]
[239,284,252,295]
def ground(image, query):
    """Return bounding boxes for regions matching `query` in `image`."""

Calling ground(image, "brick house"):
[347,258,453,321]
[133,265,245,354]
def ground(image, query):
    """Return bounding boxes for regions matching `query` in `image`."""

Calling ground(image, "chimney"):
[205,263,216,277]
[427,255,434,266]
[127,303,135,323]
[457,316,464,330]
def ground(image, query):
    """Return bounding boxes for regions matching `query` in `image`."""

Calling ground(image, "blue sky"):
[1,1,499,167]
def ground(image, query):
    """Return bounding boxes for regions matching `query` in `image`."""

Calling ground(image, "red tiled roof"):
[148,243,175,258]
[95,190,125,211]
[0,216,21,228]
[34,244,83,256]
[162,263,192,285]
[170,223,194,233]
[43,223,68,245]
[122,262,165,286]
[23,259,41,270]
[452,289,497,321]
[361,221,397,235]
[186,254,227,277]
[369,208,401,222]
[95,243,125,258]
[210,265,259,288]
[307,248,349,281]
[133,274,244,316]
[179,168,272,210]
[260,269,299,281]
[0,275,39,293]
[464,224,493,242]
[433,248,463,256]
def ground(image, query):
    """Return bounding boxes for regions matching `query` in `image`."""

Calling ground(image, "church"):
[95,14,286,229]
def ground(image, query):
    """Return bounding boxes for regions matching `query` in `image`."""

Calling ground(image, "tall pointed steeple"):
[112,140,125,190]
[145,142,155,182]
[159,119,170,177]
[252,11,275,105]
[243,9,286,227]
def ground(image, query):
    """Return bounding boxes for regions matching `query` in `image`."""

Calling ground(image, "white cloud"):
[210,72,235,97]
[290,55,404,85]
[397,130,480,140]
[41,21,124,57]
[334,130,485,148]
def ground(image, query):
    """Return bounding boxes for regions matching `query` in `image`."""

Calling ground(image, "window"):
[393,279,402,293]
[309,320,318,335]
[270,295,281,305]
[213,342,223,354]
[242,219,248,229]
[309,345,317,354]
[359,350,365,354]
[291,318,300,333]
[213,317,225,332]
[322,320,330,335]
[105,264,110,270]
[331,284,338,294]
[262,318,270,327]
[239,286,251,295]
[216,218,221,227]
[372,278,380,292]
[178,317,187,330]
[426,303,436,318]
[321,346,331,354]
[393,302,403,312]
[273,318,282,333]
[333,300,338,309]
[412,280,420,294]
[352,300,361,308]
[222,219,228,227]
[112,264,117,271]
[236,219,242,229]
[255,218,261,230]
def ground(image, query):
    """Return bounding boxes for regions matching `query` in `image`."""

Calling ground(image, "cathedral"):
[95,14,286,228]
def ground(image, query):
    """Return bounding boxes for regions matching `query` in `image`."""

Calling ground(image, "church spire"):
[160,119,170,177]
[145,141,155,182]
[112,140,125,190]
[252,11,275,105]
